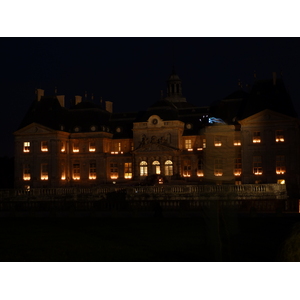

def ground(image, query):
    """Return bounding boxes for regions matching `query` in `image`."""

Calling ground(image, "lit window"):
[124,162,132,179]
[234,157,242,176]
[276,130,284,142]
[73,163,80,180]
[197,159,204,177]
[234,140,241,146]
[276,155,286,174]
[111,142,121,154]
[41,163,48,180]
[89,141,96,152]
[253,156,262,175]
[140,161,148,176]
[203,139,206,149]
[73,142,79,153]
[41,141,48,152]
[89,162,97,180]
[165,160,173,176]
[152,160,161,174]
[214,159,223,176]
[110,162,118,179]
[61,167,66,180]
[131,142,134,151]
[23,164,30,181]
[23,142,30,153]
[183,160,191,177]
[185,139,192,150]
[214,136,222,147]
[253,131,261,143]
[61,141,66,152]
[277,179,285,185]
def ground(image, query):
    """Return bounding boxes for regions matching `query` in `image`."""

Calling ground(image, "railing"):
[0,183,287,201]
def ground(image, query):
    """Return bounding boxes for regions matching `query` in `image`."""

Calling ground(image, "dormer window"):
[23,142,30,153]
[41,141,48,152]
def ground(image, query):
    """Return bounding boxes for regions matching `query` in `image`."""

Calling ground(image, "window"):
[61,166,66,180]
[234,157,242,176]
[23,164,30,181]
[185,139,192,150]
[152,161,161,174]
[214,136,222,147]
[165,160,173,176]
[234,140,241,146]
[131,142,134,151]
[41,163,48,180]
[276,155,286,174]
[253,156,262,175]
[111,142,122,154]
[61,141,66,152]
[183,160,191,177]
[203,139,206,149]
[276,130,284,142]
[140,161,148,176]
[110,163,118,179]
[197,159,204,177]
[73,163,80,180]
[214,159,223,176]
[89,162,97,179]
[253,131,261,143]
[73,142,79,153]
[89,141,96,152]
[23,142,30,153]
[41,141,48,152]
[124,162,132,179]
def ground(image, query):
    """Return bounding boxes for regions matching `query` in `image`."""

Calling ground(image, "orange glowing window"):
[214,136,222,147]
[185,139,192,150]
[73,163,80,180]
[234,140,241,146]
[165,160,173,176]
[152,160,161,175]
[73,142,79,153]
[23,142,30,153]
[253,131,261,143]
[214,159,223,176]
[124,162,132,179]
[41,141,48,152]
[276,130,284,142]
[183,160,191,177]
[197,159,204,177]
[89,141,96,152]
[234,157,242,176]
[61,141,66,152]
[41,163,48,180]
[140,161,148,176]
[23,164,30,181]
[110,162,118,179]
[276,155,286,174]
[89,162,97,180]
[253,156,262,175]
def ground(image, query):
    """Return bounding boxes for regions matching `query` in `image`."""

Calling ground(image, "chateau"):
[14,70,300,197]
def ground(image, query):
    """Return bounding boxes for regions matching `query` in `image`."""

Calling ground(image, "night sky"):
[1,37,300,157]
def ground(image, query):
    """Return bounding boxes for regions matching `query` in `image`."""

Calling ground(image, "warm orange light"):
[253,138,261,143]
[110,175,118,179]
[23,142,30,152]
[124,174,132,179]
[41,175,48,180]
[234,171,242,176]
[197,171,204,177]
[61,175,66,180]
[214,142,222,147]
[197,148,203,151]
[187,148,193,151]
[254,171,263,175]
[89,175,97,180]
[73,149,79,153]
[234,141,241,146]
[214,172,223,177]
[276,171,286,175]
[73,175,80,180]
[183,174,191,177]
[276,138,285,142]
[23,175,31,181]
[278,179,285,184]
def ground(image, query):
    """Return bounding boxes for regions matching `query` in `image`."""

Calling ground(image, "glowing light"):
[234,170,242,176]
[73,175,80,180]
[23,174,31,181]
[197,171,204,177]
[23,142,30,153]
[41,141,48,152]
[254,171,263,175]
[276,170,286,175]
[278,179,285,184]
[187,148,193,151]
[253,139,261,143]
[197,148,203,151]
[276,138,285,142]
[89,175,97,180]
[61,175,66,180]
[124,174,132,179]
[183,174,191,177]
[110,175,118,179]
[234,140,241,146]
[214,172,223,177]
[41,175,48,180]
[214,142,222,147]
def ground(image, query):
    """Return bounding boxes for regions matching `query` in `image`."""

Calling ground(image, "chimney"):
[75,95,82,105]
[57,95,65,107]
[36,89,44,101]
[105,101,113,113]
[273,72,277,85]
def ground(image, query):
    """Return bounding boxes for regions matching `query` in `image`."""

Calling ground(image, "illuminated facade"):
[14,71,300,195]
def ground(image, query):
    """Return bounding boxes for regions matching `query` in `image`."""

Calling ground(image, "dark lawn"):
[0,213,299,262]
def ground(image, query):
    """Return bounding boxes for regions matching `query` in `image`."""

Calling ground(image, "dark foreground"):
[0,212,299,262]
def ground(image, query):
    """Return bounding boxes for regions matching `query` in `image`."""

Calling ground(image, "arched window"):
[152,160,161,174]
[140,161,148,176]
[165,160,173,176]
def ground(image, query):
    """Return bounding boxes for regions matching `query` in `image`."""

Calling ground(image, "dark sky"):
[1,37,300,157]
